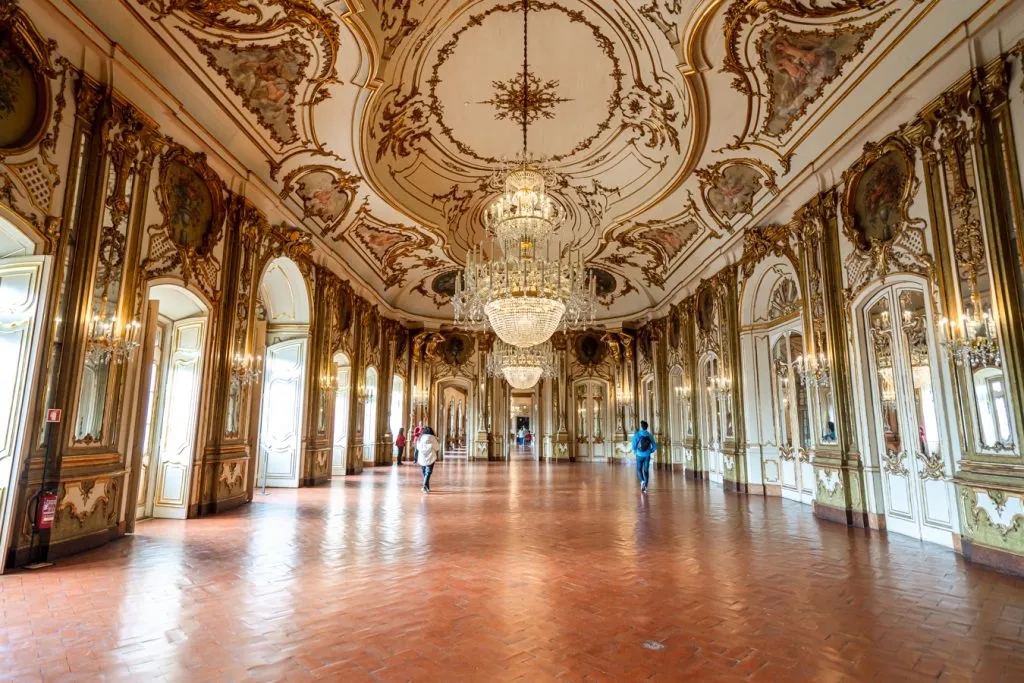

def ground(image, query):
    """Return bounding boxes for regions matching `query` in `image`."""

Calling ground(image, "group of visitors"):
[391,418,658,494]
[394,423,439,492]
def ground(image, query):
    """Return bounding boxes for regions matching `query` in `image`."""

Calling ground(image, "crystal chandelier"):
[451,0,596,348]
[487,339,555,390]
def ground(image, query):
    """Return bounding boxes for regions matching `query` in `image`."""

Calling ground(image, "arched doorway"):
[439,382,469,459]
[362,366,378,465]
[855,280,956,545]
[134,284,210,519]
[771,332,814,503]
[0,214,50,573]
[389,374,405,446]
[699,354,723,482]
[331,352,351,476]
[256,257,310,489]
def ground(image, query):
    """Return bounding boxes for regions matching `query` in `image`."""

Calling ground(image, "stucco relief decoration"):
[0,1,68,245]
[363,0,696,295]
[427,332,475,377]
[142,144,225,301]
[841,134,929,296]
[589,267,636,306]
[574,331,608,368]
[721,1,896,162]
[602,193,709,289]
[138,0,341,165]
[280,165,360,237]
[346,199,434,290]
[0,24,46,151]
[697,159,777,230]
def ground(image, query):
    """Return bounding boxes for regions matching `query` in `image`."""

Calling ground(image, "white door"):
[150,318,206,519]
[136,325,165,520]
[863,286,955,546]
[0,256,50,573]
[574,381,606,461]
[258,339,306,488]
[332,364,350,476]
[700,357,724,483]
[771,332,815,504]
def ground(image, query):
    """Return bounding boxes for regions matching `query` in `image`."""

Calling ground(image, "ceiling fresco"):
[80,0,940,323]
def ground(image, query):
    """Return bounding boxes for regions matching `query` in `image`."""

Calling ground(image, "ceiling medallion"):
[487,339,555,390]
[453,0,596,349]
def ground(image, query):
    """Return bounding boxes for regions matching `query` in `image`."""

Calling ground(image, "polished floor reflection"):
[2,462,1024,681]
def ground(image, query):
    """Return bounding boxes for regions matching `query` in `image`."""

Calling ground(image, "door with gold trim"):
[0,256,50,573]
[150,317,206,519]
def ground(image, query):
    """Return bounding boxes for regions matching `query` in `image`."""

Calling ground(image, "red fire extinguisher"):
[36,492,57,530]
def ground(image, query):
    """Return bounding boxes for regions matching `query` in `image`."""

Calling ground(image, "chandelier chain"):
[522,0,528,157]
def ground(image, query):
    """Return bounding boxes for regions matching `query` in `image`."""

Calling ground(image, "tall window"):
[363,367,378,446]
[390,375,404,436]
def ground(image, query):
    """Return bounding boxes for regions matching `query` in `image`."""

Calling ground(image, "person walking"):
[416,426,440,493]
[394,427,406,465]
[632,420,657,493]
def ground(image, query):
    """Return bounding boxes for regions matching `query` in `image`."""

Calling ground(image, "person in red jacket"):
[395,427,406,465]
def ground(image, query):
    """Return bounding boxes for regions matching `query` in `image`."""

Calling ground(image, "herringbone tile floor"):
[1,462,1023,681]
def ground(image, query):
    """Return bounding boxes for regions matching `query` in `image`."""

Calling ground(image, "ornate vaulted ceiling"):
[75,0,948,324]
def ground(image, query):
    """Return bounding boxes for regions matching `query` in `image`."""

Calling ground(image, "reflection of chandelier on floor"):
[486,340,555,390]
[452,0,595,349]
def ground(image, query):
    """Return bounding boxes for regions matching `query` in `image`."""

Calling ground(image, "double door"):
[862,285,954,545]
[574,381,606,461]
[257,339,306,488]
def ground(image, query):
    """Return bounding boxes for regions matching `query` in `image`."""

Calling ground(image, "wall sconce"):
[358,384,376,402]
[412,386,429,409]
[615,387,632,405]
[86,314,141,364]
[319,371,337,393]
[230,353,262,388]
[939,310,1001,368]
[794,352,831,388]
[673,385,691,400]
[707,375,732,398]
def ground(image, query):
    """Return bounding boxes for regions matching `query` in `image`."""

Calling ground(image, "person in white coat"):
[416,426,440,492]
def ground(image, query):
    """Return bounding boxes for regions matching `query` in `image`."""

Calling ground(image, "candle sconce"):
[86,315,141,364]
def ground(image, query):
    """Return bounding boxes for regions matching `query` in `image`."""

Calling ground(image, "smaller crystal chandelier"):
[231,353,263,388]
[487,339,555,390]
[86,314,141,364]
[939,310,1001,368]
[794,352,831,388]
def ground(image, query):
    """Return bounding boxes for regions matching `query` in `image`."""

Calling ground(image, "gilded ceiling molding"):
[345,198,437,291]
[718,0,900,169]
[599,192,712,289]
[279,164,361,239]
[696,157,778,231]
[739,221,797,279]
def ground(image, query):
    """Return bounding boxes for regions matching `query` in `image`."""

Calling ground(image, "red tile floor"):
[2,462,1024,681]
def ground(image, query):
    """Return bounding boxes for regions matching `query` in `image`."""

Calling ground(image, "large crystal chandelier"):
[451,0,596,348]
[487,339,555,390]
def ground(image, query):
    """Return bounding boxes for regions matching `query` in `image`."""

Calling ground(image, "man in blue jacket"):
[632,420,657,493]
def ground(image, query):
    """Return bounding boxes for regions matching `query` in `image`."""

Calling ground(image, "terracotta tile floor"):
[2,462,1024,682]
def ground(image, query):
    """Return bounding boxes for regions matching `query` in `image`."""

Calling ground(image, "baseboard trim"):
[961,539,1024,577]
